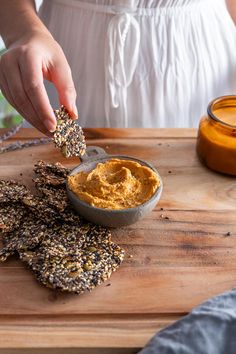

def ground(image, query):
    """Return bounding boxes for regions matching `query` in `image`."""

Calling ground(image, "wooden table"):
[0,128,236,354]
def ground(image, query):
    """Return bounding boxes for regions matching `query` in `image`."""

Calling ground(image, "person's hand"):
[0,31,77,135]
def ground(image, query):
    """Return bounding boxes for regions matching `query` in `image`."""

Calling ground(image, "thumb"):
[48,55,78,119]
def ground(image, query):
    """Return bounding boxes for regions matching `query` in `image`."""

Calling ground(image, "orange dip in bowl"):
[197,96,236,175]
[67,158,160,210]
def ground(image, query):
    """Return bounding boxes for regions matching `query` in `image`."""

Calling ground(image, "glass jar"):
[197,95,236,175]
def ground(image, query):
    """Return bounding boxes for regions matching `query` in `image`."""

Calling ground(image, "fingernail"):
[73,104,78,117]
[70,103,78,119]
[44,119,56,133]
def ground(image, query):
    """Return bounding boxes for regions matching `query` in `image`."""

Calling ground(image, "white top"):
[39,0,236,127]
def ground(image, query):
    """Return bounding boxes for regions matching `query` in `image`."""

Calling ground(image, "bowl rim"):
[66,154,163,214]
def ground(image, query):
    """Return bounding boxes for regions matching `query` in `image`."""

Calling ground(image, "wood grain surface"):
[0,128,236,353]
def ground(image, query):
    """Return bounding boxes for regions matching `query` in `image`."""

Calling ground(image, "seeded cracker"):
[33,160,70,211]
[0,214,51,262]
[0,180,29,203]
[53,106,86,158]
[55,206,83,225]
[22,194,82,226]
[0,203,26,234]
[0,162,125,294]
[34,160,69,179]
[20,224,124,294]
[22,195,59,226]
[33,175,66,187]
[40,224,112,254]
[34,184,69,212]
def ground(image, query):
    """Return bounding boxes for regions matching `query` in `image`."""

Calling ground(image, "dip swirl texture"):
[67,159,160,210]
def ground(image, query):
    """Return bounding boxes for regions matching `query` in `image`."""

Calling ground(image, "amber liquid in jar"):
[197,96,236,175]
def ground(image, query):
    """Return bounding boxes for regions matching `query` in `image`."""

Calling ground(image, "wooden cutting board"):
[0,128,236,354]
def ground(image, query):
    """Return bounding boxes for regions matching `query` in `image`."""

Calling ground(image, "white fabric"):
[39,0,236,127]
[105,10,140,126]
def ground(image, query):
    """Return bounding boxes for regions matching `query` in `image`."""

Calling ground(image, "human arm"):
[0,0,77,134]
[226,0,236,25]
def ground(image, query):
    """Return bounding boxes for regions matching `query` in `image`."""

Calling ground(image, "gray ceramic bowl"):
[66,146,163,227]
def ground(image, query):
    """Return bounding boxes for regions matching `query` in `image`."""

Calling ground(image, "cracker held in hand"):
[53,106,86,158]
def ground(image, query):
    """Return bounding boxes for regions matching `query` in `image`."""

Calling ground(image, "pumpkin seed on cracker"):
[20,229,124,294]
[53,106,86,158]
[19,222,123,294]
[40,242,124,294]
